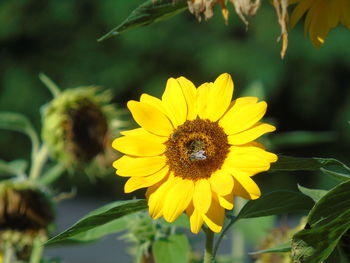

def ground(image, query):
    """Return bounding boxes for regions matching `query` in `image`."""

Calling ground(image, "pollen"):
[165,119,229,180]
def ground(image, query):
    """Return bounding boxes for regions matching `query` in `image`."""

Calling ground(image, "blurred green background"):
[1,0,350,193]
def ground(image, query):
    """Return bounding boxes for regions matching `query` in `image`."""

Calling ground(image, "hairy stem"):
[30,237,44,263]
[29,144,49,181]
[203,228,215,263]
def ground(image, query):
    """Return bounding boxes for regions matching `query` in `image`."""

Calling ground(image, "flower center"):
[64,100,108,162]
[165,119,229,180]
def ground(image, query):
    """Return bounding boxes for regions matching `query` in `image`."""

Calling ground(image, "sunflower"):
[290,0,350,48]
[112,73,277,234]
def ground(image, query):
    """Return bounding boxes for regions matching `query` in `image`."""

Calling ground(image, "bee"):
[189,150,207,161]
[187,140,207,161]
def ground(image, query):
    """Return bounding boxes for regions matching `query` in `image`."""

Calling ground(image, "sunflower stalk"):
[29,144,49,181]
[30,237,44,263]
[3,242,14,263]
[203,227,215,263]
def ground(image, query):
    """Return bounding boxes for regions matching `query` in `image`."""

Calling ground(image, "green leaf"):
[0,112,40,156]
[46,199,148,245]
[69,217,127,242]
[325,245,349,263]
[292,210,350,263]
[321,168,350,182]
[308,180,350,227]
[153,234,190,263]
[271,156,350,172]
[291,180,350,262]
[214,191,312,259]
[297,185,327,203]
[236,191,314,219]
[249,243,291,255]
[98,0,187,41]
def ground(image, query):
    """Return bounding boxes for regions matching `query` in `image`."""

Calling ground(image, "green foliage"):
[291,180,350,262]
[250,243,291,255]
[46,199,147,245]
[70,218,127,243]
[320,168,350,182]
[297,185,327,203]
[98,0,187,41]
[292,210,350,263]
[153,234,190,263]
[0,159,28,177]
[236,190,314,219]
[214,189,314,258]
[271,155,350,172]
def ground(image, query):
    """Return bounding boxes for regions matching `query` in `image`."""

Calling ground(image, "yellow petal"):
[124,167,169,193]
[120,128,145,136]
[224,97,258,114]
[228,122,276,145]
[229,145,278,165]
[209,169,234,196]
[127,100,173,136]
[186,202,204,234]
[206,73,234,122]
[224,147,272,176]
[147,176,175,219]
[217,193,234,210]
[161,78,187,127]
[232,178,252,200]
[140,94,167,115]
[203,199,225,233]
[230,169,261,200]
[196,82,212,119]
[193,179,212,214]
[112,134,166,157]
[177,76,197,120]
[290,0,313,27]
[163,177,194,222]
[115,155,166,177]
[219,101,267,135]
[246,146,278,163]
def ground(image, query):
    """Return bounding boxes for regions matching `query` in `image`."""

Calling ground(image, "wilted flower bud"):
[42,87,124,172]
[0,180,54,260]
[120,212,170,263]
[255,218,306,263]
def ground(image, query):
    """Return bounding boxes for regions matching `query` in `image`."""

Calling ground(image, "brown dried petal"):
[272,0,289,58]
[229,0,261,27]
[187,0,220,21]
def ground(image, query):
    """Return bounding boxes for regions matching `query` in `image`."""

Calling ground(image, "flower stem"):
[3,242,14,263]
[30,237,44,263]
[29,144,49,181]
[203,228,215,263]
[39,73,61,98]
